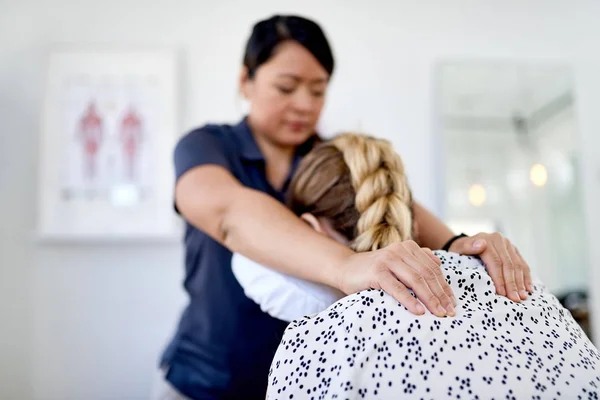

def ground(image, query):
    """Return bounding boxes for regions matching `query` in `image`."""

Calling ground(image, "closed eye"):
[276,85,295,94]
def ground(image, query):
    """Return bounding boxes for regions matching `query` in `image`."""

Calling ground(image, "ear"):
[319,217,351,246]
[300,213,325,234]
[239,66,251,100]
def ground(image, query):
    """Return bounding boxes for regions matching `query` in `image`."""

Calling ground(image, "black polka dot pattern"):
[267,251,600,399]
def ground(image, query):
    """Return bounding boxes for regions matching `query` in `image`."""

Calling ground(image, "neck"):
[247,118,296,190]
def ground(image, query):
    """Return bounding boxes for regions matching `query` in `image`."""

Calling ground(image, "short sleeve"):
[173,127,232,182]
[173,127,233,214]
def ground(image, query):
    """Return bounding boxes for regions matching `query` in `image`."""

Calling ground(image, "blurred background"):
[439,61,593,337]
[2,1,600,399]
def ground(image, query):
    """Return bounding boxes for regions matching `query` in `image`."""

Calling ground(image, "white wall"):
[2,1,600,399]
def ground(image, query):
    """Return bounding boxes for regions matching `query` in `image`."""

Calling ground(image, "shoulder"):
[176,123,236,149]
[173,122,239,179]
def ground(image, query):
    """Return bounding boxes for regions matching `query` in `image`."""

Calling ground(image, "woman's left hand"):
[448,232,534,303]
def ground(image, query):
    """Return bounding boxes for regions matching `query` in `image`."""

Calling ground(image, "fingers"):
[424,247,442,266]
[478,242,506,297]
[379,269,425,316]
[449,235,487,255]
[493,237,520,303]
[515,247,534,292]
[391,264,447,317]
[465,233,530,303]
[505,240,526,299]
[423,247,456,306]
[407,244,456,309]
[367,241,457,317]
[475,233,519,302]
[388,242,455,317]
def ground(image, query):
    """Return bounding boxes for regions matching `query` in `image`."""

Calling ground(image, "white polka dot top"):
[267,251,600,400]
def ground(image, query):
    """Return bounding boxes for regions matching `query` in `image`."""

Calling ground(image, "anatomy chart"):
[37,50,179,240]
[60,74,157,201]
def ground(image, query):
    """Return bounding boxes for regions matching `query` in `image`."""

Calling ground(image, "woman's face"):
[241,40,329,148]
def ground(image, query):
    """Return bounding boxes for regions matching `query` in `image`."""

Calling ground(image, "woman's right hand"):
[338,240,457,317]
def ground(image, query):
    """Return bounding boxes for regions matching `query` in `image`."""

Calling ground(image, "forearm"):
[221,187,353,288]
[412,202,455,250]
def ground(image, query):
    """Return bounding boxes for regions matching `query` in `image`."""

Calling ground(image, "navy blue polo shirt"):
[160,118,318,400]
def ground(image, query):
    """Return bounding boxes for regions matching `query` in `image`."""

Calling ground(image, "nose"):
[291,87,316,113]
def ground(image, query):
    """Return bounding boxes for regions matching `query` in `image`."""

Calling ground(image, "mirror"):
[436,61,591,338]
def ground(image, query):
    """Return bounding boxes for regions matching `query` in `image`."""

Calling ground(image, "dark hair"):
[243,15,335,79]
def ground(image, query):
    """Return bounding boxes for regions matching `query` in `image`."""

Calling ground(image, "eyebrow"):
[277,73,328,83]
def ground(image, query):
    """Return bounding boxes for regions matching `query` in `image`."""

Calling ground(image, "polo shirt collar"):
[234,117,264,161]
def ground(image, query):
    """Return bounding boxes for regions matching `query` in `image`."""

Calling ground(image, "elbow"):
[218,190,247,250]
[219,212,232,247]
[173,165,241,245]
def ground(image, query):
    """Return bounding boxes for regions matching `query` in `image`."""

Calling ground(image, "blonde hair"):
[287,132,413,252]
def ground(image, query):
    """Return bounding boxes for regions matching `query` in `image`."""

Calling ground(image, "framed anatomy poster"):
[36,48,181,241]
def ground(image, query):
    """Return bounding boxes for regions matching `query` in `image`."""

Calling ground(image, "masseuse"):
[156,14,533,400]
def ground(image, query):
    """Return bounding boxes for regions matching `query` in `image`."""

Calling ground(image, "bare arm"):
[412,201,455,250]
[175,165,352,288]
[176,165,456,316]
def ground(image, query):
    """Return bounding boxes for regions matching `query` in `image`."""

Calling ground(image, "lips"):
[288,121,308,131]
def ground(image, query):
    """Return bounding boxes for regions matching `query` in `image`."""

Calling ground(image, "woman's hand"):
[448,232,533,303]
[338,241,457,317]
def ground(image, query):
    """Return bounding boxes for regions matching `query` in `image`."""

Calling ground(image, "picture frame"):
[35,48,181,242]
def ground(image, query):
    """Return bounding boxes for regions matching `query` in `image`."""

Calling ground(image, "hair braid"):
[330,133,413,252]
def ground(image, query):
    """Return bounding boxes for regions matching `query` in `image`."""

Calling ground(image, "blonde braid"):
[331,133,413,252]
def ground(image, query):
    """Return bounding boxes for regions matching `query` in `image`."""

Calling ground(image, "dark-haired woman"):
[155,14,533,400]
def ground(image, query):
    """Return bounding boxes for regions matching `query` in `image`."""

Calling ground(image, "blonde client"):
[233,133,600,399]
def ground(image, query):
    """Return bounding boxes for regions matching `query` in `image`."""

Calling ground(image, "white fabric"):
[231,253,344,322]
[266,251,600,399]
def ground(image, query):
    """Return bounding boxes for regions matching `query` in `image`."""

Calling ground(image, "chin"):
[279,129,314,147]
